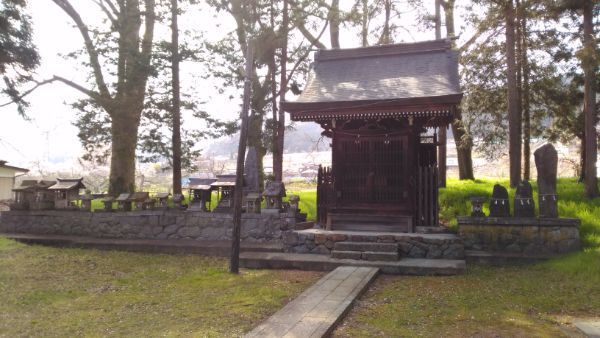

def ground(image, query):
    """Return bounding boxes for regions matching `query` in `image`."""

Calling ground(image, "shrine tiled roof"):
[283,40,462,116]
[48,178,85,190]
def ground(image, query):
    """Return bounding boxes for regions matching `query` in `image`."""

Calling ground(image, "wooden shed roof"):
[48,178,86,190]
[283,40,462,121]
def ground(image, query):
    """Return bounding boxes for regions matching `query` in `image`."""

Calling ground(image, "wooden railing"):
[316,165,334,225]
[416,165,439,227]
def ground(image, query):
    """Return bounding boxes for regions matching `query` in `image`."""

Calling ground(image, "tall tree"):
[171,0,182,195]
[230,42,253,274]
[519,0,532,180]
[273,0,289,182]
[581,0,598,197]
[435,0,447,187]
[0,0,40,117]
[441,0,475,180]
[505,0,522,187]
[329,0,340,48]
[50,0,156,195]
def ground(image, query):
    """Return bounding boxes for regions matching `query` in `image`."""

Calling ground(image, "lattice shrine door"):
[333,131,410,213]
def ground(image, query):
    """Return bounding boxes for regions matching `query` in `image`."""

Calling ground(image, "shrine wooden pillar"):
[438,126,447,187]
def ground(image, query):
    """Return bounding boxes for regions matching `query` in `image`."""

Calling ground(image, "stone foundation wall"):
[0,210,297,242]
[458,217,580,255]
[283,229,465,259]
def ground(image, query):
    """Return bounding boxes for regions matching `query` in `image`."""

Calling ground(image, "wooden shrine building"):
[282,40,462,232]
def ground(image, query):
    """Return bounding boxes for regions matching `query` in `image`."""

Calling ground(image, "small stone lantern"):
[80,192,94,212]
[155,192,170,209]
[172,193,184,209]
[130,192,151,210]
[116,193,132,211]
[245,192,261,213]
[101,196,114,211]
[262,181,285,213]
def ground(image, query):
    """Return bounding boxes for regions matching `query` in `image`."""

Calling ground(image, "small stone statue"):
[514,180,535,217]
[489,184,510,217]
[470,196,487,217]
[534,143,559,218]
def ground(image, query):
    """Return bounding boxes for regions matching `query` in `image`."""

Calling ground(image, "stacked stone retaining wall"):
[283,229,465,259]
[458,217,580,255]
[0,210,296,242]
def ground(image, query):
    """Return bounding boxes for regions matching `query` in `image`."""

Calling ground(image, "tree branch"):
[0,78,54,108]
[51,0,111,99]
[92,0,119,28]
[52,75,112,109]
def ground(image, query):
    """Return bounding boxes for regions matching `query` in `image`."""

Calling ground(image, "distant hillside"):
[206,122,326,156]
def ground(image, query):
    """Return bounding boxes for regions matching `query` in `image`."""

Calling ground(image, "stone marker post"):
[534,143,559,218]
[514,180,535,217]
[489,184,510,217]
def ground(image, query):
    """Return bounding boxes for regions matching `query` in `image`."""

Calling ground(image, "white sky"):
[0,0,443,170]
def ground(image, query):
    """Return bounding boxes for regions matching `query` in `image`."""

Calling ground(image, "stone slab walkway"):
[575,320,600,337]
[246,266,378,338]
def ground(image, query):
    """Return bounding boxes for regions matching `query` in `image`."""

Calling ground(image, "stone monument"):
[514,180,535,217]
[534,143,559,218]
[489,184,510,217]
[244,147,260,193]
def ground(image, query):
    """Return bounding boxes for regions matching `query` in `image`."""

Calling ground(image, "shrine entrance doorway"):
[333,131,411,214]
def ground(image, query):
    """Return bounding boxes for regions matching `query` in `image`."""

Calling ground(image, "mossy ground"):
[0,238,322,337]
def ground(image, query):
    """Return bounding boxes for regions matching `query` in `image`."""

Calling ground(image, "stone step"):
[240,252,466,275]
[362,251,399,261]
[334,241,399,253]
[332,249,399,262]
[331,250,362,260]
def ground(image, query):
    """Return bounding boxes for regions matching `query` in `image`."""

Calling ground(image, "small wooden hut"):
[282,40,462,232]
[186,178,217,211]
[211,175,237,213]
[12,180,56,210]
[48,178,86,209]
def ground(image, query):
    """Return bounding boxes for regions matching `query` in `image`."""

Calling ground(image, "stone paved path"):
[575,320,600,337]
[245,266,378,338]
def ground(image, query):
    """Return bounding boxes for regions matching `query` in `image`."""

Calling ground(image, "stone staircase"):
[331,241,400,261]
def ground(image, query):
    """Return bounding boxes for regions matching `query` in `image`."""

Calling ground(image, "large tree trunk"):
[582,0,598,198]
[579,135,586,182]
[274,0,289,183]
[248,109,266,189]
[171,0,182,195]
[52,0,155,196]
[378,0,392,44]
[452,109,474,180]
[109,111,140,194]
[520,2,531,181]
[329,0,340,48]
[361,0,369,46]
[443,0,474,180]
[505,0,521,188]
[435,0,446,187]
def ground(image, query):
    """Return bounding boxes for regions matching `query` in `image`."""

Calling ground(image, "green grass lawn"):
[333,177,600,337]
[0,237,322,337]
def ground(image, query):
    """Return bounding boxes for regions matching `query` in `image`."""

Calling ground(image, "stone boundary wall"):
[457,217,580,255]
[283,229,465,259]
[0,210,297,242]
